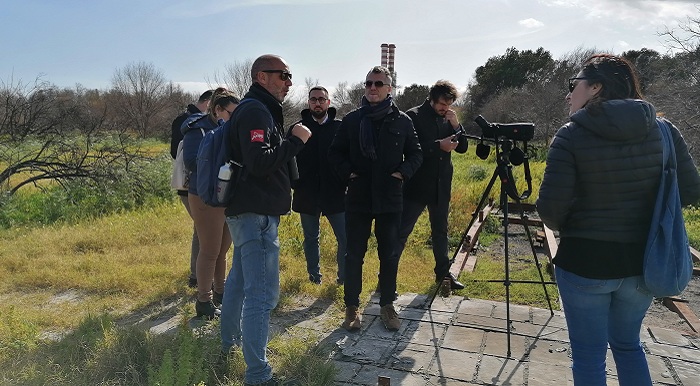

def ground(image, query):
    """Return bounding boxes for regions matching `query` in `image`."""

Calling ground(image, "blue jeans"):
[221,213,281,385]
[555,266,653,386]
[300,212,347,283]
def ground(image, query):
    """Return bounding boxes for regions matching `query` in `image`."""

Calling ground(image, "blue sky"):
[1,0,698,97]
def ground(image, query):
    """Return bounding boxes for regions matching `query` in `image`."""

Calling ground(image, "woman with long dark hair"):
[537,54,700,385]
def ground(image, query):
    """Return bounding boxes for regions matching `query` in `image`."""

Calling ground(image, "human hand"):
[291,123,312,143]
[438,136,459,152]
[445,109,459,129]
[390,171,403,180]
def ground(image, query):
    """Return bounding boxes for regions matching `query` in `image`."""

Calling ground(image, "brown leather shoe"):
[342,305,362,331]
[380,304,400,331]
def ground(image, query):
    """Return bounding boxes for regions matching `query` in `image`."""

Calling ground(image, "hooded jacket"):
[537,99,700,243]
[224,83,305,216]
[290,107,345,215]
[181,113,217,196]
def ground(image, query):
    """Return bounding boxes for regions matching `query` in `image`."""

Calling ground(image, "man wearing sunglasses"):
[220,54,311,386]
[329,66,422,332]
[398,80,468,291]
[290,86,347,286]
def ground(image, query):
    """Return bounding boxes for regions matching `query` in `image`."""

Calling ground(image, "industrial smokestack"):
[387,44,396,73]
[381,43,389,68]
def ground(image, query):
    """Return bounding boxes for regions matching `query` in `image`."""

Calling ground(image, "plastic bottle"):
[216,163,232,203]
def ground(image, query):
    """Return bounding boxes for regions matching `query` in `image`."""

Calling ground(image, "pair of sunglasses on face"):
[261,69,292,81]
[364,80,389,88]
[568,77,592,93]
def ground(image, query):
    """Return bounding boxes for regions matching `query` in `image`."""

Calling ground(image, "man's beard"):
[311,108,327,119]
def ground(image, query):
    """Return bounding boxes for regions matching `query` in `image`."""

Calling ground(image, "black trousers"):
[344,211,401,307]
[398,197,451,280]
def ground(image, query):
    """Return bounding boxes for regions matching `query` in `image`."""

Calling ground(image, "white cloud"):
[539,0,698,26]
[618,40,630,48]
[519,18,545,28]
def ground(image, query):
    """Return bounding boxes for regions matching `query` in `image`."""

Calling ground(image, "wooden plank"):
[663,298,700,335]
[542,224,558,265]
[505,217,543,227]
[450,201,496,277]
[690,246,700,264]
[378,376,391,386]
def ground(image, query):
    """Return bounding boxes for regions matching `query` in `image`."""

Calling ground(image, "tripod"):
[431,137,555,357]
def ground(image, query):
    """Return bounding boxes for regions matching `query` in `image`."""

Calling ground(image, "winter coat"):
[290,107,346,215]
[537,99,700,243]
[181,113,217,196]
[328,102,423,214]
[225,84,305,216]
[170,104,202,159]
[404,100,468,204]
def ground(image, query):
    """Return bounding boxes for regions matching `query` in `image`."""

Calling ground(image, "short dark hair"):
[429,80,459,103]
[308,86,328,98]
[367,66,392,85]
[198,89,214,103]
[580,54,643,112]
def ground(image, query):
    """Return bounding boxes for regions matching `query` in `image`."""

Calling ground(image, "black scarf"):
[358,96,393,160]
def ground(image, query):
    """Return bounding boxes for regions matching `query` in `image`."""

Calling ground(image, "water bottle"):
[216,163,232,203]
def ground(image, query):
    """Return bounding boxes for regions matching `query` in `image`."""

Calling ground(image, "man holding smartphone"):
[398,80,468,290]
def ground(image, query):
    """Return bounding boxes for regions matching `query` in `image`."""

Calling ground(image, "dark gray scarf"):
[358,96,393,160]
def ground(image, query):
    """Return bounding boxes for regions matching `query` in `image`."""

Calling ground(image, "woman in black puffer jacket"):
[537,54,700,386]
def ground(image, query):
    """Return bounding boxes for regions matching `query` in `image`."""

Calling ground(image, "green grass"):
[0,146,698,385]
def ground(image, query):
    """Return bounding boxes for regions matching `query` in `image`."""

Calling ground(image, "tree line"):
[1,11,698,196]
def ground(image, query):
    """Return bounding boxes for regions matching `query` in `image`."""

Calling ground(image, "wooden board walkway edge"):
[450,201,496,276]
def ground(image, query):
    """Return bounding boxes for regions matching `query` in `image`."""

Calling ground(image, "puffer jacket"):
[537,99,700,243]
[181,113,218,196]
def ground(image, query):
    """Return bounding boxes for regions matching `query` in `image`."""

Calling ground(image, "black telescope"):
[474,115,534,142]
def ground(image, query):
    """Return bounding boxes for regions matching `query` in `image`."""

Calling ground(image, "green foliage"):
[0,153,175,229]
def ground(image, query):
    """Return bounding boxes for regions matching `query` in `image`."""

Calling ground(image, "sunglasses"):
[365,80,388,88]
[568,77,590,93]
[262,69,292,81]
[309,97,328,104]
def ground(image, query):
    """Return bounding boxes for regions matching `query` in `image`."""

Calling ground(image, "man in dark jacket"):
[291,86,347,285]
[219,54,311,386]
[329,66,422,332]
[398,80,468,290]
[170,89,213,288]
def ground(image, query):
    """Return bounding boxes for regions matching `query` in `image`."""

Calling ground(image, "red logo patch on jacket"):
[250,130,265,143]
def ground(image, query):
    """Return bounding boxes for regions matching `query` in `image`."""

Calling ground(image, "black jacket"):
[404,100,468,204]
[225,84,305,216]
[170,104,202,159]
[290,107,346,215]
[537,99,700,243]
[328,102,422,214]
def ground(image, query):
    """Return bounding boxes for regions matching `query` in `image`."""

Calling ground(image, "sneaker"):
[380,304,400,331]
[342,305,362,331]
[188,276,198,288]
[213,291,224,308]
[196,300,221,320]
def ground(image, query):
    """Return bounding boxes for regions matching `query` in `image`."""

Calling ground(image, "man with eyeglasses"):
[290,86,347,286]
[329,66,422,332]
[220,54,311,386]
[397,80,468,291]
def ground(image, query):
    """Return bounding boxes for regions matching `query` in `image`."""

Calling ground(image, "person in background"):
[182,88,239,319]
[220,54,311,386]
[171,90,213,288]
[328,66,422,332]
[291,86,347,285]
[537,54,700,385]
[397,80,468,291]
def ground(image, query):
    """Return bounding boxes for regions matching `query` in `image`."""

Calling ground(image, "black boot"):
[213,291,224,308]
[196,300,221,319]
[446,273,465,290]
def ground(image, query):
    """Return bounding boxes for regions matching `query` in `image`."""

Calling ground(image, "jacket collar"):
[245,83,284,126]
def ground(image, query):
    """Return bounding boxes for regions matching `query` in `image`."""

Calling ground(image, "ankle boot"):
[196,300,221,319]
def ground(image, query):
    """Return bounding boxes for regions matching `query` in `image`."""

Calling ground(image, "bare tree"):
[210,59,254,99]
[0,78,144,195]
[110,61,171,138]
[332,81,365,117]
[659,6,700,53]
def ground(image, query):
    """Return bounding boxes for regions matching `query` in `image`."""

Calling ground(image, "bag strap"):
[656,118,676,171]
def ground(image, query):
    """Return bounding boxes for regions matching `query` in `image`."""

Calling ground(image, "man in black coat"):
[290,86,347,285]
[170,89,213,288]
[399,80,468,290]
[329,66,422,332]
